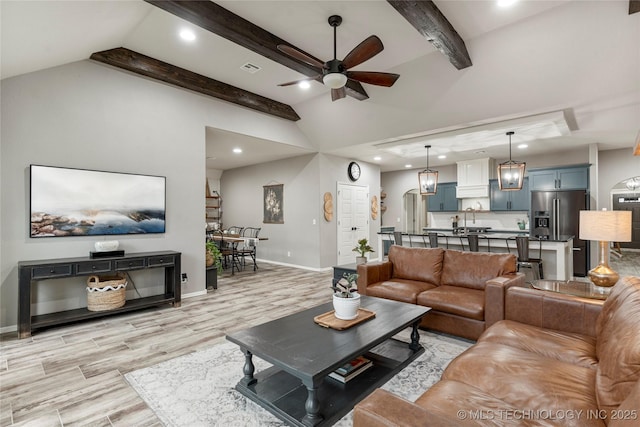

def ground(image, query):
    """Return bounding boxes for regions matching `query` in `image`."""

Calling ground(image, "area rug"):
[125,331,472,427]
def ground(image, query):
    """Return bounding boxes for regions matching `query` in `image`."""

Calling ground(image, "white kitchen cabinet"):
[456,158,495,198]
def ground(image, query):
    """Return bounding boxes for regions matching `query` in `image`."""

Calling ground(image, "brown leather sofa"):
[357,245,525,340]
[354,275,640,427]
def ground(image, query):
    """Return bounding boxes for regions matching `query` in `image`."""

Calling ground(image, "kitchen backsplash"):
[429,210,529,232]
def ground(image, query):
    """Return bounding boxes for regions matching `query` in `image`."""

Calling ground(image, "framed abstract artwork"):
[30,164,166,238]
[263,184,283,224]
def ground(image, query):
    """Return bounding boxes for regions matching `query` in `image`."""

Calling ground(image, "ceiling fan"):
[277,15,400,101]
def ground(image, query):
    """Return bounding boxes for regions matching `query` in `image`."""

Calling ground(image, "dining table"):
[208,233,268,275]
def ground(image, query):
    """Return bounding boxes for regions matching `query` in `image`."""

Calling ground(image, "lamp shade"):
[579,210,632,242]
[323,73,347,89]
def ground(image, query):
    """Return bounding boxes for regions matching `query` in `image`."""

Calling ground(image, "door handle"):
[572,247,581,251]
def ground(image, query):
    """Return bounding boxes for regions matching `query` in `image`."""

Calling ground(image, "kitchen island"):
[377,229,574,281]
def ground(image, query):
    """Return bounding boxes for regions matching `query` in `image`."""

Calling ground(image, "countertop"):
[379,228,574,243]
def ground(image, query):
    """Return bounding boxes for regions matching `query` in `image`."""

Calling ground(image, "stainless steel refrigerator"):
[530,190,590,277]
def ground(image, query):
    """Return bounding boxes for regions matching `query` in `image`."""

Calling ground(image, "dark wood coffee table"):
[226,296,430,427]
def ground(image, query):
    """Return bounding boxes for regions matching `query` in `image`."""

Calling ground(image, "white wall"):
[0,59,310,330]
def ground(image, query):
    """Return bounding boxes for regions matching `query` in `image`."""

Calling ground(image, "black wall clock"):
[348,161,361,181]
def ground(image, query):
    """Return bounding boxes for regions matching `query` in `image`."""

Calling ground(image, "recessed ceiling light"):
[298,81,311,89]
[497,0,518,8]
[518,144,528,149]
[179,29,196,42]
[438,155,446,159]
[405,164,412,168]
[233,148,242,154]
[373,156,382,161]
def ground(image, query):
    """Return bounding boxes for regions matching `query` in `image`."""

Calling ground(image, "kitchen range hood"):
[456,158,496,198]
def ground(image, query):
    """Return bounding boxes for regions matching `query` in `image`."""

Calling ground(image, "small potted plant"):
[331,272,360,320]
[352,238,374,265]
[206,241,224,290]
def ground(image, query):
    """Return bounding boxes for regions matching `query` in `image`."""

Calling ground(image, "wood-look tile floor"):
[0,264,332,426]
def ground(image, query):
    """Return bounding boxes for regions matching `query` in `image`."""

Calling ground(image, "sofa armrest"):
[484,273,526,328]
[505,286,604,337]
[356,261,392,295]
[353,389,458,427]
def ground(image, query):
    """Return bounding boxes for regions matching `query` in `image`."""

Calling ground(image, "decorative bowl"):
[94,240,119,252]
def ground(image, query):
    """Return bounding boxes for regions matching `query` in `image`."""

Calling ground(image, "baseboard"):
[182,289,207,299]
[0,324,17,334]
[256,258,332,272]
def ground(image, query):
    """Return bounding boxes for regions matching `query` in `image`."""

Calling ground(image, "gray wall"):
[221,153,381,268]
[0,59,310,330]
[598,148,640,208]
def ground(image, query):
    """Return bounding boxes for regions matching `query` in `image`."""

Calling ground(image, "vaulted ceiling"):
[2,1,639,172]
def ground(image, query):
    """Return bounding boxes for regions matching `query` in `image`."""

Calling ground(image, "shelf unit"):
[206,189,222,228]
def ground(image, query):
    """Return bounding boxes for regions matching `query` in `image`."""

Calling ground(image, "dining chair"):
[226,226,244,236]
[237,227,261,271]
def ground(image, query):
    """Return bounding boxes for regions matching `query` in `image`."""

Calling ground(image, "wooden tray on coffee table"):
[314,308,376,330]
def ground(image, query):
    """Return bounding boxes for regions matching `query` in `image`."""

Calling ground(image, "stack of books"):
[328,356,373,383]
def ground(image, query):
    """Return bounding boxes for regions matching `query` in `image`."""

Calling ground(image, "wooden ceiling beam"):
[144,0,368,101]
[90,48,300,121]
[387,0,472,70]
[630,0,640,14]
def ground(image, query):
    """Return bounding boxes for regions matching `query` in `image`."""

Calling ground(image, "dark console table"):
[332,263,357,286]
[18,250,181,339]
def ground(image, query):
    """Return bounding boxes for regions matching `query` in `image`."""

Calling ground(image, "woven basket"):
[86,273,127,312]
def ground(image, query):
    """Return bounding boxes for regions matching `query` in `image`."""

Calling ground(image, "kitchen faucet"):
[463,207,475,234]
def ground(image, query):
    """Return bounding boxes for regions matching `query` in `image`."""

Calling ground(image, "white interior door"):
[337,183,369,265]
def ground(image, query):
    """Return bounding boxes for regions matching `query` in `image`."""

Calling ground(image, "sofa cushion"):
[442,341,600,425]
[388,246,444,285]
[479,320,598,369]
[595,276,640,414]
[417,286,484,321]
[440,250,516,290]
[367,279,437,304]
[416,380,561,427]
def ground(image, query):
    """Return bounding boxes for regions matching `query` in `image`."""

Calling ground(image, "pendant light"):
[418,145,438,195]
[497,131,526,191]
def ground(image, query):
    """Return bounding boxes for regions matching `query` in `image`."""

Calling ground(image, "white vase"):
[333,293,361,320]
[355,256,367,265]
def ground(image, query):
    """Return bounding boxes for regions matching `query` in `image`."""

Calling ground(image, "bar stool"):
[428,232,449,249]
[508,236,544,280]
[393,231,404,246]
[466,234,479,252]
[478,235,491,252]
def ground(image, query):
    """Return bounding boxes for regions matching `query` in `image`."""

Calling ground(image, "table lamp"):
[579,209,632,287]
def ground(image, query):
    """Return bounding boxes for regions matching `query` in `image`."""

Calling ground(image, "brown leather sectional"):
[354,276,640,427]
[357,245,525,340]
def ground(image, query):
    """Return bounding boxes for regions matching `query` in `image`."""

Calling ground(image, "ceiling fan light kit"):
[497,131,526,191]
[277,15,400,101]
[323,73,347,89]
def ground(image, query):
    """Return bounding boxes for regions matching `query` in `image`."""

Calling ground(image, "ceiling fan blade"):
[346,71,400,87]
[277,44,325,70]
[278,76,321,87]
[331,87,346,102]
[342,36,384,69]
